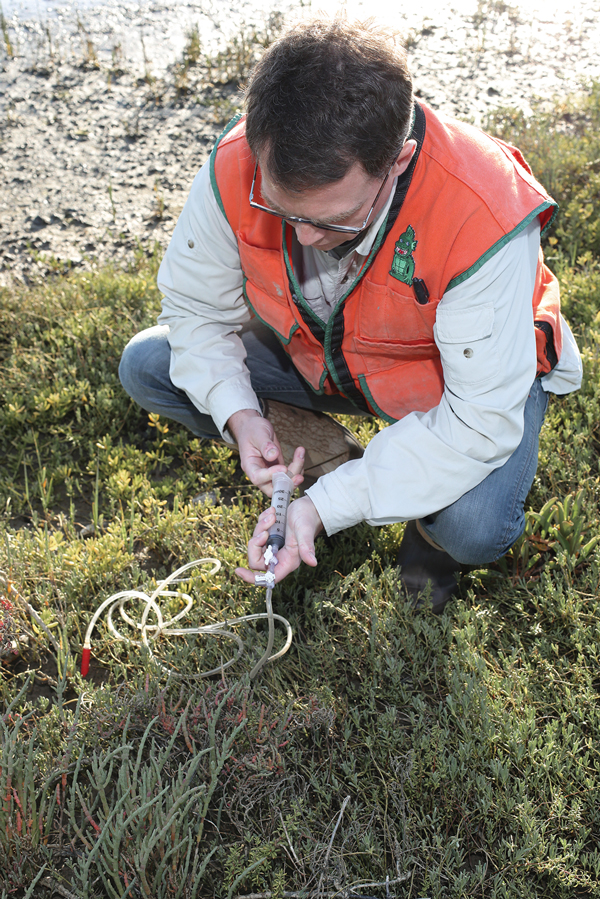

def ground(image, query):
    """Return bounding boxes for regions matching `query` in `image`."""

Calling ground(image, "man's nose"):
[292,222,327,246]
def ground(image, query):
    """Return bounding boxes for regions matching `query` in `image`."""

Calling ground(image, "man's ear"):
[392,139,418,177]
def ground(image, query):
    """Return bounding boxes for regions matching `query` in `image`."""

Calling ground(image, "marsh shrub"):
[1,84,600,898]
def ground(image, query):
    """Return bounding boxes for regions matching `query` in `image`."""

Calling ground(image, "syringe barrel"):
[267,471,294,549]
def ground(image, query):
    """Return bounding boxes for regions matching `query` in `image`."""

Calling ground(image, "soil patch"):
[1,0,599,287]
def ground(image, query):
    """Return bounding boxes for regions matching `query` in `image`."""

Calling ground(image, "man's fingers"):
[259,430,284,467]
[299,546,318,567]
[296,533,318,567]
[251,508,274,540]
[234,415,287,495]
[243,507,277,569]
[286,495,322,571]
[235,566,257,584]
[263,442,282,463]
[287,446,305,479]
[236,486,321,588]
[249,463,289,496]
[255,506,276,528]
[235,508,276,582]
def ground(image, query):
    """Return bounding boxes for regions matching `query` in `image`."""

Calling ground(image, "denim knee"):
[420,379,548,566]
[118,325,171,404]
[418,413,539,560]
[423,508,525,566]
[118,339,136,399]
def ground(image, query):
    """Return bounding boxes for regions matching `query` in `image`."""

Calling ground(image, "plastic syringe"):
[250,470,294,678]
[267,471,294,549]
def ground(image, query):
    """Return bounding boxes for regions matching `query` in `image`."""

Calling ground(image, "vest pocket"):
[357,359,444,422]
[350,281,443,418]
[356,280,440,342]
[433,301,500,387]
[353,335,440,367]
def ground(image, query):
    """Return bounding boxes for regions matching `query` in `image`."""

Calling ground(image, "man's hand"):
[227,408,304,497]
[236,495,323,585]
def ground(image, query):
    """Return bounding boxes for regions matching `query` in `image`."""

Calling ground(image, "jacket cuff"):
[206,379,262,439]
[305,460,369,536]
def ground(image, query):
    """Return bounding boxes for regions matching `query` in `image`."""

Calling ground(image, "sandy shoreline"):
[1,0,599,287]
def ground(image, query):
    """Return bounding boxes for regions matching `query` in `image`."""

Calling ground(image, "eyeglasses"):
[248,158,396,234]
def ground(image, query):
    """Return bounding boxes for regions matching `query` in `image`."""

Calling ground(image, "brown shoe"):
[262,400,364,488]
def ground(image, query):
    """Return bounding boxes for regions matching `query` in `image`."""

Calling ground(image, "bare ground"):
[0,0,599,287]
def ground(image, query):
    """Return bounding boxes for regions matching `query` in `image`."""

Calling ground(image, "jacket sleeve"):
[157,161,262,437]
[306,219,580,534]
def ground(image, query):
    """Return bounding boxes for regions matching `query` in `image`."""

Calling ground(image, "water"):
[0,0,597,288]
[3,0,597,77]
[3,0,586,20]
[1,0,598,114]
[0,0,299,73]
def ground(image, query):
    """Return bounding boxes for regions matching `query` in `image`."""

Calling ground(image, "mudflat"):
[1,0,599,286]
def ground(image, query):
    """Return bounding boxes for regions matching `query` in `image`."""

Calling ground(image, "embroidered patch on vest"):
[390,225,417,286]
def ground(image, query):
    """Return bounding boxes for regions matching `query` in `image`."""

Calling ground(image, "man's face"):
[258,141,416,253]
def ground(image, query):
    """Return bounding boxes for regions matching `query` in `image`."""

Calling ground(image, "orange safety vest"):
[211,102,562,422]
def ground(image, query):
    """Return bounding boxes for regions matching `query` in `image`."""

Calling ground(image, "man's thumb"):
[264,443,279,460]
[299,539,317,567]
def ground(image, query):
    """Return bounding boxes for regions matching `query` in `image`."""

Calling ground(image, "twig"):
[41,878,81,899]
[317,795,350,898]
[25,599,61,653]
[8,578,61,654]
[279,810,304,873]
[234,883,416,899]
[2,575,62,654]
[347,875,413,890]
[234,894,344,899]
[235,894,339,899]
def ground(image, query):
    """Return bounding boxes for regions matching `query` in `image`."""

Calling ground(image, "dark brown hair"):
[245,18,414,191]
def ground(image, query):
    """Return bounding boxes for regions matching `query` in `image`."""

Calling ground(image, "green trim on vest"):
[540,203,558,237]
[281,213,391,400]
[317,369,329,394]
[321,216,390,398]
[357,375,397,424]
[282,227,327,329]
[242,278,300,345]
[446,202,555,292]
[209,113,243,220]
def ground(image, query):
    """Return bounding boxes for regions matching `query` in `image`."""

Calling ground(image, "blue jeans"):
[119,322,548,565]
